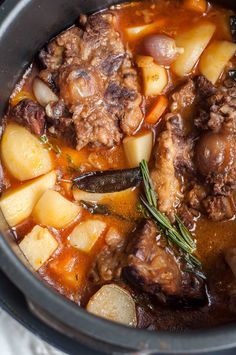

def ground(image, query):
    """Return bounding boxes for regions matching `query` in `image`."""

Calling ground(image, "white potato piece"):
[199,40,236,84]
[125,19,166,40]
[142,63,168,96]
[19,225,58,270]
[87,284,137,327]
[172,22,216,76]
[33,190,80,229]
[33,77,58,107]
[123,131,153,168]
[69,219,106,252]
[0,171,56,227]
[73,188,132,203]
[1,124,53,181]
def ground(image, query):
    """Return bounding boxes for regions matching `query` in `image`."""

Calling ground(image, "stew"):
[1,0,236,331]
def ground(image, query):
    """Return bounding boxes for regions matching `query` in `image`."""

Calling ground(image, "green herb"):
[139,159,205,279]
[40,134,62,155]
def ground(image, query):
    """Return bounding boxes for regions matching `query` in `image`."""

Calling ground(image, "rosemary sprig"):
[139,159,205,278]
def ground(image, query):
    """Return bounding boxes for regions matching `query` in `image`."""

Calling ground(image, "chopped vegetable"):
[139,160,205,278]
[19,225,58,271]
[143,34,183,66]
[33,190,81,229]
[123,131,153,168]
[0,171,56,227]
[1,124,53,181]
[87,284,137,326]
[199,40,236,84]
[182,0,207,13]
[72,168,141,193]
[142,62,168,96]
[136,55,154,68]
[230,16,236,42]
[33,77,58,107]
[69,219,106,252]
[125,18,166,40]
[145,95,168,124]
[172,21,216,76]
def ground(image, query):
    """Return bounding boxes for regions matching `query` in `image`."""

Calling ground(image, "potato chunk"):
[0,171,56,227]
[69,219,106,252]
[123,131,153,168]
[33,190,80,229]
[1,123,53,181]
[87,284,137,326]
[125,18,166,40]
[19,225,58,270]
[142,63,168,96]
[172,22,216,76]
[199,40,236,84]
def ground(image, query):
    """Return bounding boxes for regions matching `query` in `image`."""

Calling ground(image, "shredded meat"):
[89,227,126,283]
[10,99,45,135]
[171,79,196,113]
[158,75,236,223]
[202,195,235,221]
[151,113,191,218]
[123,220,206,305]
[38,13,143,150]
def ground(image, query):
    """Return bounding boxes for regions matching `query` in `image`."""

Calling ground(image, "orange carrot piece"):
[183,0,207,13]
[145,95,168,125]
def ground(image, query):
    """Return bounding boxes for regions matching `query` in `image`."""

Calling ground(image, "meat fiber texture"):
[151,75,236,226]
[38,12,143,150]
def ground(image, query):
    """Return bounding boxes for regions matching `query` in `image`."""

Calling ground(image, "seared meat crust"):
[123,220,206,305]
[38,13,143,150]
[11,99,45,136]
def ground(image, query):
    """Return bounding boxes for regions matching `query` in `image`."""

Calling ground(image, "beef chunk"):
[171,79,196,113]
[38,13,143,150]
[194,75,216,99]
[11,99,45,135]
[194,77,236,133]
[46,99,76,147]
[202,195,235,221]
[123,220,206,305]
[151,113,194,218]
[89,227,126,283]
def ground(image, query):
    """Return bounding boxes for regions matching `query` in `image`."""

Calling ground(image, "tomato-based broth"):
[1,0,236,330]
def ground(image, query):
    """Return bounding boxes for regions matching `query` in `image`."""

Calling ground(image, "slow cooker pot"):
[1,0,236,353]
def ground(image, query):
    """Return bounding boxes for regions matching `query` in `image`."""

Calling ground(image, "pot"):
[0,0,236,354]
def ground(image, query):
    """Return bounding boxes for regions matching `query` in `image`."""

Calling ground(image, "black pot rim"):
[1,0,236,353]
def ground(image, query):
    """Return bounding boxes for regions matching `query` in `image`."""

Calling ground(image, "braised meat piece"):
[38,13,143,150]
[10,99,45,135]
[123,220,206,305]
[194,77,236,133]
[171,79,196,113]
[192,77,236,220]
[89,227,127,283]
[202,195,235,221]
[151,113,193,218]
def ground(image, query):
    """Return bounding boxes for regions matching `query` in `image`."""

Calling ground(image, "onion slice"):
[33,77,58,107]
[87,284,137,327]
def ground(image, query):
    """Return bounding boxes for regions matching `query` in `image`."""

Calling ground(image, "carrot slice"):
[145,95,168,125]
[182,0,207,13]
